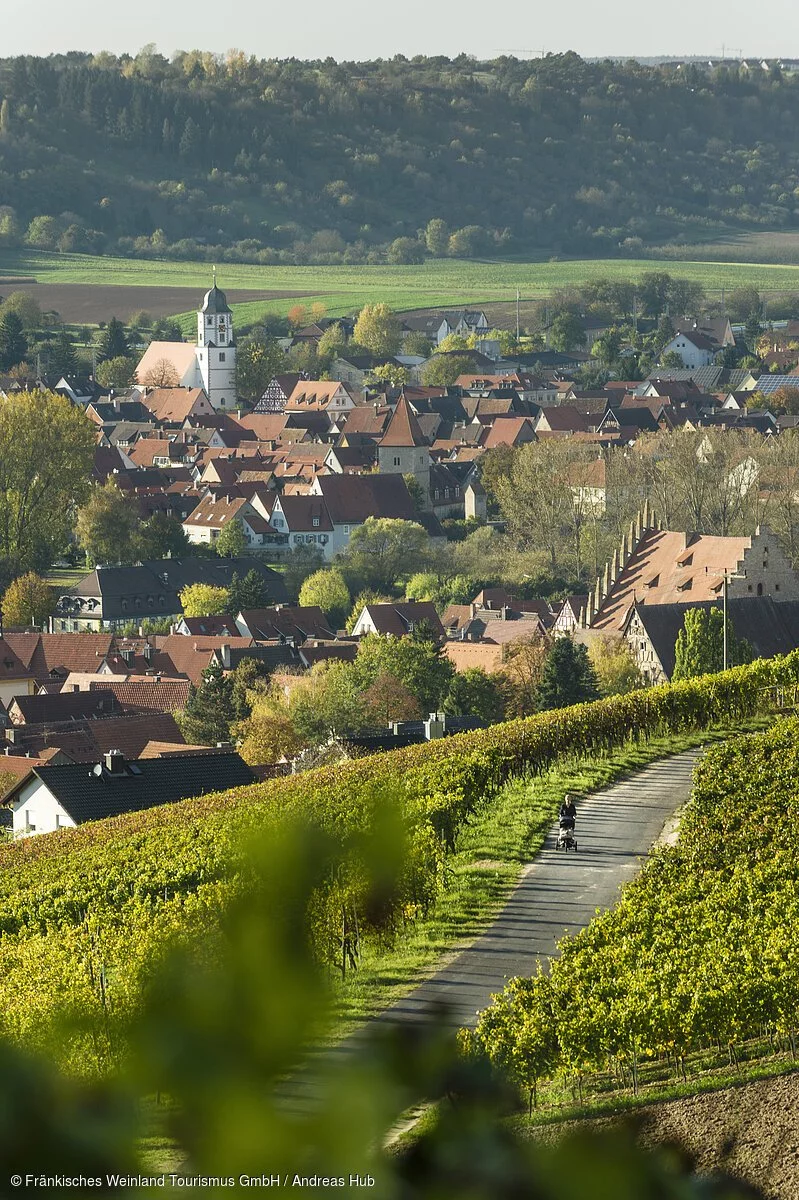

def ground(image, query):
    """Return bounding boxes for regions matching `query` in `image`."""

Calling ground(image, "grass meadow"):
[4,247,799,329]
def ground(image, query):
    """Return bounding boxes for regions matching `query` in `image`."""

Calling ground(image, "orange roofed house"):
[586,504,799,636]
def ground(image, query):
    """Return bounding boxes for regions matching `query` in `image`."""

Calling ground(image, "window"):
[219,352,226,363]
[757,582,763,596]
[312,517,320,528]
[343,525,350,534]
[776,583,781,592]
[393,457,401,467]
[220,398,226,407]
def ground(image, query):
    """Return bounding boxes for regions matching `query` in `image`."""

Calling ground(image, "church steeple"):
[195,274,236,410]
[197,271,233,349]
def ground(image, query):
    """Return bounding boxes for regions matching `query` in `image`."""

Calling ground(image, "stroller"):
[557,819,577,851]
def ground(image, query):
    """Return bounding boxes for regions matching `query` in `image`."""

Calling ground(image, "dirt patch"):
[0,283,317,323]
[532,1070,799,1199]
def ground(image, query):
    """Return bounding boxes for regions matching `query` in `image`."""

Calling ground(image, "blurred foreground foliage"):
[0,803,765,1199]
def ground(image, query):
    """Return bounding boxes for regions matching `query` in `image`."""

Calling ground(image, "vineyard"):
[469,715,799,1113]
[1,652,798,1076]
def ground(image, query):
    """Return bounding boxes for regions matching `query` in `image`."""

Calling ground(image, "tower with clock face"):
[196,279,236,410]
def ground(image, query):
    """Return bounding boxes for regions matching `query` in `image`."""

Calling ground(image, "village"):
[2,278,799,838]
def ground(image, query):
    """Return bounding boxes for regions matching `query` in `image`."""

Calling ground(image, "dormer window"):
[312,517,320,528]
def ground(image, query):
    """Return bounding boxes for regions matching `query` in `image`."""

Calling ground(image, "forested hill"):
[1,50,799,266]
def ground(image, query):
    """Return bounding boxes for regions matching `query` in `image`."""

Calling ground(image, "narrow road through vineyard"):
[373,748,703,1032]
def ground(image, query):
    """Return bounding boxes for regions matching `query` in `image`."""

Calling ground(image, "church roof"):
[201,284,232,315]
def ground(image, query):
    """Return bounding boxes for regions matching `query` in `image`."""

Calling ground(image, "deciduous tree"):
[353,303,401,357]
[179,583,230,617]
[298,568,351,627]
[76,480,140,566]
[1,571,54,628]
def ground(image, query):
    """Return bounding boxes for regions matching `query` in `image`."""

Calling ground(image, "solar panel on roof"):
[754,375,799,395]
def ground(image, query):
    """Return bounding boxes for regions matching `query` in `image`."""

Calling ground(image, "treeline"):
[1,51,799,262]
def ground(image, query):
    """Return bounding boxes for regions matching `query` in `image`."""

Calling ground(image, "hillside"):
[533,1072,799,1200]
[1,52,799,265]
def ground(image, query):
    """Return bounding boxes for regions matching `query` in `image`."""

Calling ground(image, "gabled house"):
[662,330,716,369]
[234,606,336,643]
[253,374,304,414]
[4,750,255,837]
[284,380,359,414]
[182,494,286,552]
[269,494,334,557]
[350,601,445,640]
[309,473,420,553]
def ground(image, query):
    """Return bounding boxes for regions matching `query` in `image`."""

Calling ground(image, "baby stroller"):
[556,817,577,852]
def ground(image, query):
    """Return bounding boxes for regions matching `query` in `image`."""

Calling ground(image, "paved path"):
[286,750,703,1104]
[371,748,702,1032]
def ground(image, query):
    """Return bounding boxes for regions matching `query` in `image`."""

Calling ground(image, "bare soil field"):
[531,1070,799,1199]
[0,282,316,323]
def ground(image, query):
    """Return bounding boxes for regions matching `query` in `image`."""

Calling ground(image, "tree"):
[216,518,247,558]
[338,517,428,592]
[1,572,54,628]
[0,312,27,370]
[317,322,349,362]
[403,331,433,357]
[0,291,41,331]
[95,355,136,390]
[370,362,411,386]
[387,237,424,264]
[137,513,189,560]
[234,336,286,405]
[140,358,180,387]
[549,313,586,352]
[47,331,79,377]
[281,544,325,599]
[179,663,238,745]
[424,218,450,257]
[0,391,95,573]
[672,607,753,680]
[588,634,643,696]
[727,286,762,322]
[443,668,505,723]
[421,353,475,386]
[353,303,401,357]
[179,583,231,617]
[227,569,270,613]
[537,638,599,710]
[402,473,426,511]
[362,671,422,725]
[298,569,350,627]
[659,350,685,368]
[76,480,140,566]
[96,317,129,364]
[499,636,549,717]
[353,631,454,713]
[479,445,516,516]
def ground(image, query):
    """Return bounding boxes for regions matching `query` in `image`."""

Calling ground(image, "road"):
[371,748,702,1032]
[284,749,703,1106]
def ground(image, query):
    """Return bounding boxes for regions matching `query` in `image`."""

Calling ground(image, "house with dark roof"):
[234,606,336,643]
[3,749,255,837]
[621,597,799,684]
[308,473,423,556]
[350,601,445,640]
[662,330,717,369]
[52,558,288,632]
[6,689,122,727]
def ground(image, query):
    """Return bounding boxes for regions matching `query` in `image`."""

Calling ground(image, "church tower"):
[196,276,236,410]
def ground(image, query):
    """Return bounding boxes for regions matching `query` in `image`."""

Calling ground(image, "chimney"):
[425,712,446,740]
[469,602,477,620]
[143,643,154,663]
[103,749,125,775]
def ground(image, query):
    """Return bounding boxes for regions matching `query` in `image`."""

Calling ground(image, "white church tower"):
[196,274,236,410]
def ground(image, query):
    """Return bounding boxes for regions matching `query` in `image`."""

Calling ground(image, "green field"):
[3,248,799,329]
